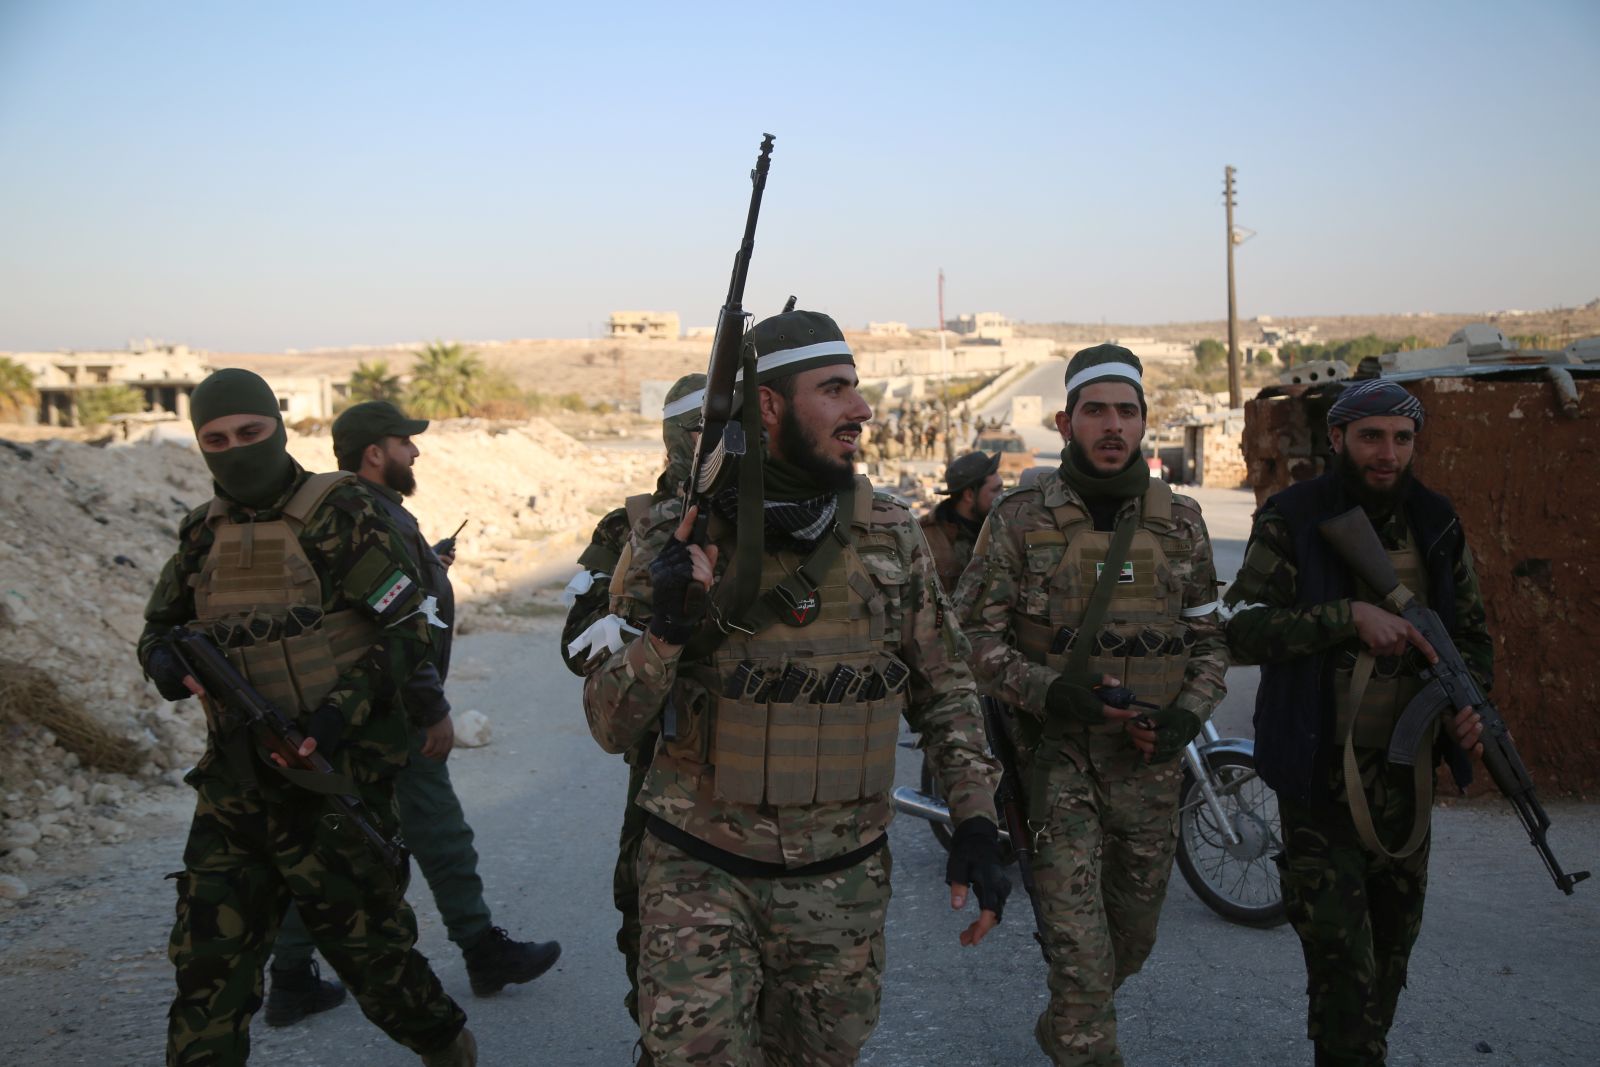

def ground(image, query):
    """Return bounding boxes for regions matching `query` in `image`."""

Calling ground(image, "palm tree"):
[0,358,37,422]
[348,359,403,404]
[406,341,483,419]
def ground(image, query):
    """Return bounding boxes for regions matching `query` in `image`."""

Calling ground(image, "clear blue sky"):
[2,0,1596,352]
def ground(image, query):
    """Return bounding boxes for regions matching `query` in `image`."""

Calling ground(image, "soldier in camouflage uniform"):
[920,450,1002,596]
[1222,378,1490,1067]
[954,345,1227,1066]
[138,370,474,1066]
[561,373,705,1047]
[585,311,1009,1066]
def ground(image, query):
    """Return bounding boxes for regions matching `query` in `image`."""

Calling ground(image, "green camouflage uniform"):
[953,468,1227,1067]
[140,465,466,1065]
[1224,500,1490,1067]
[584,488,1000,1067]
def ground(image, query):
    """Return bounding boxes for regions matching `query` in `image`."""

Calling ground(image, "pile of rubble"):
[0,419,660,897]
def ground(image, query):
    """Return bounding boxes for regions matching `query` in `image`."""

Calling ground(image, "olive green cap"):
[942,450,1001,495]
[743,310,854,386]
[1065,343,1145,413]
[332,400,429,460]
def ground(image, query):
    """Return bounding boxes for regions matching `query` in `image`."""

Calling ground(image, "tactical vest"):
[669,479,908,807]
[1334,529,1431,750]
[1011,480,1194,719]
[189,472,379,718]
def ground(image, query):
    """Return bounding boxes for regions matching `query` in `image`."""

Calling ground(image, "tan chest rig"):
[1010,480,1194,720]
[674,483,909,807]
[919,513,965,596]
[1334,529,1432,751]
[189,472,379,720]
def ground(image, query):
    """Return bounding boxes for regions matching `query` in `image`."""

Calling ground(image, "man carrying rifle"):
[561,373,704,1051]
[261,400,559,1023]
[1222,378,1490,1067]
[137,370,475,1066]
[953,344,1227,1066]
[584,311,1008,1066]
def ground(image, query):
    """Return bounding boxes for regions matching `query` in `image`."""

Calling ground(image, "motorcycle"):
[891,717,1285,927]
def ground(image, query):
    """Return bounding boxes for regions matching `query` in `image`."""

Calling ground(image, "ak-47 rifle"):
[163,627,407,871]
[1319,507,1590,895]
[663,133,776,737]
[983,697,1050,962]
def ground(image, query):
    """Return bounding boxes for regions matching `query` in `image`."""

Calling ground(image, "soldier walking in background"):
[263,400,560,1025]
[955,345,1227,1066]
[584,311,1008,1066]
[1222,379,1490,1067]
[560,374,704,1059]
[138,371,474,1066]
[919,450,1002,596]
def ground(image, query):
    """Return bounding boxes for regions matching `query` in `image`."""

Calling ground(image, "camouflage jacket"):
[139,465,440,777]
[1223,501,1492,682]
[583,487,1000,868]
[952,468,1228,724]
[919,498,981,597]
[560,504,635,678]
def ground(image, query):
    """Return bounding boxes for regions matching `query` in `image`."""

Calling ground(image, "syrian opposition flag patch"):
[368,570,414,617]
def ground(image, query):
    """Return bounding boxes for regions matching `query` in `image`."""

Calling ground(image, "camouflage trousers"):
[1027,726,1183,1067]
[1278,754,1430,1067]
[635,832,893,1066]
[273,727,492,969]
[614,739,656,1023]
[167,761,466,1066]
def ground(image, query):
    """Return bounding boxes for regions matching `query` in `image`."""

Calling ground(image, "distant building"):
[17,341,209,426]
[867,321,911,337]
[608,311,680,341]
[945,312,1013,343]
[1259,322,1318,347]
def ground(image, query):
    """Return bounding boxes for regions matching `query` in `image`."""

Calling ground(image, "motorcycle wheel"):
[1175,748,1286,928]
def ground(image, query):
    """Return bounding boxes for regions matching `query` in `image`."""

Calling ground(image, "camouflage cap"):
[661,372,708,430]
[742,310,854,386]
[942,450,1001,495]
[332,400,429,460]
[1065,343,1145,413]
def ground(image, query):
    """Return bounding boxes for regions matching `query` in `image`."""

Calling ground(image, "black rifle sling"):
[1026,507,1139,841]
[737,482,857,635]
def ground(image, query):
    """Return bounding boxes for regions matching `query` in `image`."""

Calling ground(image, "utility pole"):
[1224,165,1241,408]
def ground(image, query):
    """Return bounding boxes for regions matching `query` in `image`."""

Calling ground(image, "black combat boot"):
[462,926,561,996]
[420,1026,477,1067]
[264,959,347,1027]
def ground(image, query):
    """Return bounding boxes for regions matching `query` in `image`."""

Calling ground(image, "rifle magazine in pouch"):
[713,692,768,805]
[768,699,822,805]
[815,697,868,803]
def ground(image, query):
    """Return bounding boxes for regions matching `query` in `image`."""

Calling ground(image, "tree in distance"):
[406,341,483,419]
[76,385,145,426]
[0,358,37,421]
[1193,338,1227,370]
[348,359,404,405]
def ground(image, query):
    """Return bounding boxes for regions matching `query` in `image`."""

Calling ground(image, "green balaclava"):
[742,309,857,500]
[1059,344,1149,500]
[657,372,707,498]
[189,368,294,508]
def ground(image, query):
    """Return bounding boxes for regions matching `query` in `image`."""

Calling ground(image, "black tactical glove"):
[144,643,195,702]
[945,817,1011,922]
[648,537,702,646]
[305,702,345,759]
[1144,704,1202,764]
[1045,676,1111,725]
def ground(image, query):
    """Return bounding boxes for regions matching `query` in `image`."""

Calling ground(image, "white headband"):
[1066,362,1143,395]
[742,339,855,380]
[661,389,705,421]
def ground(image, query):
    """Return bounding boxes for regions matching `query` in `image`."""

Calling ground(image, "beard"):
[777,406,858,492]
[382,454,417,496]
[1335,447,1412,514]
[1067,439,1140,476]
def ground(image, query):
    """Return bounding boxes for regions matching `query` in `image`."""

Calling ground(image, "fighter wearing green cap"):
[137,370,475,1066]
[561,372,705,1051]
[262,399,560,1026]
[953,344,1228,1066]
[584,311,1007,1066]
[920,450,1003,596]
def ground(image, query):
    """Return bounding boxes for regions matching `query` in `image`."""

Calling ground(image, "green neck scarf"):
[762,455,832,502]
[1057,443,1149,502]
